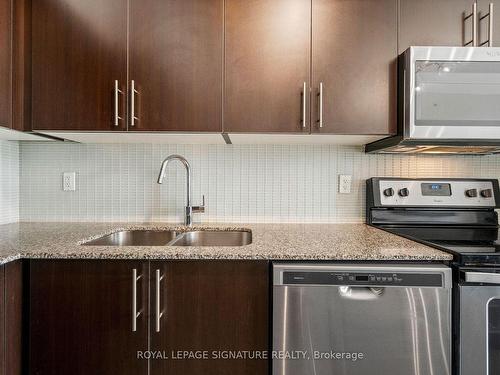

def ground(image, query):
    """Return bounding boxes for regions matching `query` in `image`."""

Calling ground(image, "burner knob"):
[465,189,478,198]
[398,188,409,197]
[481,189,493,198]
[383,188,394,197]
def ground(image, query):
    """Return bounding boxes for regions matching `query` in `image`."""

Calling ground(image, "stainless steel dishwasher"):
[273,263,452,375]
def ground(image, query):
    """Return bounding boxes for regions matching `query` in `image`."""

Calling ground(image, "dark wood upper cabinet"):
[150,260,269,375]
[312,0,397,135]
[224,0,311,133]
[0,0,11,129]
[399,0,475,54]
[32,0,128,131]
[129,0,223,132]
[0,0,31,131]
[30,260,149,375]
[28,0,412,136]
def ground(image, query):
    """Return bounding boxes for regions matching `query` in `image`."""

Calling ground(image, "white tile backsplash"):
[0,140,19,224]
[18,143,500,223]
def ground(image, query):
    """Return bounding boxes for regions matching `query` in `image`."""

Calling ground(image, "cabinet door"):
[129,0,223,131]
[32,0,128,131]
[399,0,474,53]
[0,0,11,129]
[150,260,269,375]
[5,261,23,375]
[225,0,311,133]
[0,265,4,375]
[312,0,397,135]
[30,260,149,375]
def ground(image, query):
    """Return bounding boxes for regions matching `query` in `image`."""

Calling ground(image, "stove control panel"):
[369,178,499,207]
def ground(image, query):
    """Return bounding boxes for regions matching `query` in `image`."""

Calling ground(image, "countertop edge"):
[0,223,455,265]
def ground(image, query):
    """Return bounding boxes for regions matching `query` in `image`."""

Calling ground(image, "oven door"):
[404,47,500,141]
[459,270,500,375]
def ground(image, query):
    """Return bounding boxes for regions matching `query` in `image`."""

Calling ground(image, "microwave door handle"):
[465,272,500,284]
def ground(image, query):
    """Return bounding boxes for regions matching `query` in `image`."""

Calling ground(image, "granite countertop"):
[0,222,452,265]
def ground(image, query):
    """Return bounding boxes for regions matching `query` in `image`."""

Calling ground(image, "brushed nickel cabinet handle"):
[132,268,142,332]
[302,82,307,128]
[479,3,494,46]
[114,80,123,127]
[464,2,478,46]
[130,80,139,127]
[317,82,324,128]
[155,269,165,333]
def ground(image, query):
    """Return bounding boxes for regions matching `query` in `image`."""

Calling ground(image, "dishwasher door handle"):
[338,286,384,300]
[465,271,500,284]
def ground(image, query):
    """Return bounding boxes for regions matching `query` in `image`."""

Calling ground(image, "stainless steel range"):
[366,177,500,375]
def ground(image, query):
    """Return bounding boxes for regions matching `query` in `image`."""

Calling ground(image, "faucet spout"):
[157,154,204,226]
[157,154,191,206]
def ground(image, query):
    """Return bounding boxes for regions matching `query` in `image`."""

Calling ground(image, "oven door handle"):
[465,271,500,284]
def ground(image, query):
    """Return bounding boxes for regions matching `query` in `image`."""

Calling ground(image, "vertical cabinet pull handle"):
[301,82,307,128]
[479,3,494,46]
[114,80,123,127]
[155,269,165,333]
[464,2,478,46]
[132,268,142,332]
[130,80,139,127]
[317,82,324,128]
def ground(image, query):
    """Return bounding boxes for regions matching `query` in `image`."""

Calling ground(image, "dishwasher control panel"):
[282,271,444,287]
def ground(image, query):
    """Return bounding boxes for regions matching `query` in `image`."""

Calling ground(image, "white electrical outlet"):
[338,174,352,194]
[63,172,76,191]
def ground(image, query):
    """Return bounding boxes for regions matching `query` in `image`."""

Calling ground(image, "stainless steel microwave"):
[366,46,500,154]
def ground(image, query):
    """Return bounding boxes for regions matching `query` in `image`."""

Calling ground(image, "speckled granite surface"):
[0,222,452,265]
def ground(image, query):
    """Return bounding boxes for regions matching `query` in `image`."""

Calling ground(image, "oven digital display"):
[421,183,452,196]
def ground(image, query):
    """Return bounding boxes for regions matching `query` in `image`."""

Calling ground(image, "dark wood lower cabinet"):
[0,265,4,375]
[29,260,149,375]
[29,259,270,375]
[5,261,24,375]
[150,260,270,375]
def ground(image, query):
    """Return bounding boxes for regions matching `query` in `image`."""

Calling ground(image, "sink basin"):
[83,230,178,246]
[170,230,252,247]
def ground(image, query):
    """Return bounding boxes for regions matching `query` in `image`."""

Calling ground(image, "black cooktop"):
[379,225,500,266]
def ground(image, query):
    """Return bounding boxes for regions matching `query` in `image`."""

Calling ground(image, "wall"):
[0,140,19,224]
[18,143,500,224]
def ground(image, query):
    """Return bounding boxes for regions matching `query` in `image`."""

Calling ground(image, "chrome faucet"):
[157,154,205,226]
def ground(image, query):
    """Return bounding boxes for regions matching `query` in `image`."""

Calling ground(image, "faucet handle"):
[192,195,205,213]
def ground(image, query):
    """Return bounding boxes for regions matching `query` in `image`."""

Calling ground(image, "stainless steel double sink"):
[82,229,252,247]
